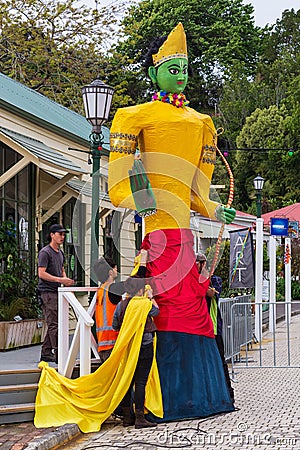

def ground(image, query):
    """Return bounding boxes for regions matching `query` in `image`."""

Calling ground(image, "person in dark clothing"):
[196,253,235,403]
[38,224,74,363]
[112,276,159,429]
[93,250,151,421]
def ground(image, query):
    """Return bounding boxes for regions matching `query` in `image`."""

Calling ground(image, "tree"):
[217,63,281,147]
[215,9,300,161]
[233,105,299,211]
[257,9,300,87]
[0,0,120,112]
[109,0,261,110]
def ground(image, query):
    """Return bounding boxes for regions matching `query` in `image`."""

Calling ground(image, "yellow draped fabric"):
[34,297,163,433]
[130,253,141,277]
[109,101,220,235]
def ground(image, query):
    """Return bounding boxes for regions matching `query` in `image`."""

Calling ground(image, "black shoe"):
[40,354,56,363]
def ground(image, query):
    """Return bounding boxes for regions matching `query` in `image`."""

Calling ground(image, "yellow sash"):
[34,297,163,433]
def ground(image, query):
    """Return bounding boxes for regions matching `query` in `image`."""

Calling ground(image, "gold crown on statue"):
[152,22,188,67]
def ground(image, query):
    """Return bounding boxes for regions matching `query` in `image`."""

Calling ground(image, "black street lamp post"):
[253,173,265,341]
[81,79,114,286]
[253,174,265,219]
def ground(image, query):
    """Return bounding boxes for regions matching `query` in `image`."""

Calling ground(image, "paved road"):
[54,315,300,450]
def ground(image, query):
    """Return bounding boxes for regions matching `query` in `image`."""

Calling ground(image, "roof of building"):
[0,73,110,149]
[262,203,300,225]
[0,127,86,175]
[66,178,110,201]
[190,212,255,239]
[235,210,256,218]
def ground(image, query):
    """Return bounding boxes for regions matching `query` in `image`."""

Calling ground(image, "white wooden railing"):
[58,287,100,377]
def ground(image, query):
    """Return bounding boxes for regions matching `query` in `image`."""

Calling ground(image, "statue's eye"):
[182,68,187,74]
[169,68,179,75]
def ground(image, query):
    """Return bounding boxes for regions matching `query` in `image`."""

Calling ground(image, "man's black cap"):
[49,224,68,234]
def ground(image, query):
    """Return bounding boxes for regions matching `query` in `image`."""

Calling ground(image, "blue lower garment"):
[149,331,234,422]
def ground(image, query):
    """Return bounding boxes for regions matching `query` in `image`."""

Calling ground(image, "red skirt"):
[141,228,214,337]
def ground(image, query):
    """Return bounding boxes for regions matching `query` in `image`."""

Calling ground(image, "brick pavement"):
[0,314,299,450]
[0,423,80,450]
[0,423,53,450]
[51,363,300,450]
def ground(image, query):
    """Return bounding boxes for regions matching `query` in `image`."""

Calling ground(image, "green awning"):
[67,178,110,202]
[0,127,87,174]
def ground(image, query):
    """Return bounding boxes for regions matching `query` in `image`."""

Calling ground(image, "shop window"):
[0,145,35,283]
[0,143,21,174]
[63,198,85,286]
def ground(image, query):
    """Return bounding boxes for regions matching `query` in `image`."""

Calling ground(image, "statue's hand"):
[215,205,236,224]
[129,159,156,217]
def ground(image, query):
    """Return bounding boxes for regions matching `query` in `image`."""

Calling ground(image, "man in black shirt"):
[38,224,74,363]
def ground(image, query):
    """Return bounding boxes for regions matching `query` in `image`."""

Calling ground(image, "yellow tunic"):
[109,101,219,235]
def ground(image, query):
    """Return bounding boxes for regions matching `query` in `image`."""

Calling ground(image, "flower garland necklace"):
[151,90,189,108]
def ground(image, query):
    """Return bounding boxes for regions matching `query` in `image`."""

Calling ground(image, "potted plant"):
[0,220,45,349]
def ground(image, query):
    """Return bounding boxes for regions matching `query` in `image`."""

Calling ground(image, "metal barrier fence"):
[219,295,253,361]
[221,300,300,380]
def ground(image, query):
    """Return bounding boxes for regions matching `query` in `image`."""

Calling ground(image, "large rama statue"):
[108,23,236,421]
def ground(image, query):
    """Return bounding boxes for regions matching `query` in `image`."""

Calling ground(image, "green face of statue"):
[148,58,188,94]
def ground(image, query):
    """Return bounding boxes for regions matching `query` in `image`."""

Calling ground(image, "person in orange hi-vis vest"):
[93,256,119,363]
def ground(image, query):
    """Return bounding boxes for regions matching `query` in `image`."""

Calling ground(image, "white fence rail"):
[58,287,99,377]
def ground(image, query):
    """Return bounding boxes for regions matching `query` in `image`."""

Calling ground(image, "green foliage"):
[276,277,300,300]
[214,8,300,216]
[233,105,295,210]
[0,297,38,322]
[206,240,230,293]
[257,9,300,97]
[236,105,289,149]
[109,0,260,110]
[292,281,300,300]
[0,0,120,113]
[0,221,39,321]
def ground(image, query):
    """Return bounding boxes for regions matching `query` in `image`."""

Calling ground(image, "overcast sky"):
[243,0,299,26]
[83,0,299,27]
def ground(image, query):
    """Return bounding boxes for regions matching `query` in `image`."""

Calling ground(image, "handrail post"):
[79,317,91,376]
[58,289,70,374]
[57,287,97,376]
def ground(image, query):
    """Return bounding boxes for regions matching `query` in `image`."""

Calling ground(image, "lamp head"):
[253,174,265,191]
[81,79,114,134]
